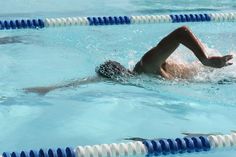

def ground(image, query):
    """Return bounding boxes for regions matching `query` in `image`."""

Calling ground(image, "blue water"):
[0,1,236,157]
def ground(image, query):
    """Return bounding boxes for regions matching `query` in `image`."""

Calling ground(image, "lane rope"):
[0,12,236,30]
[3,132,236,157]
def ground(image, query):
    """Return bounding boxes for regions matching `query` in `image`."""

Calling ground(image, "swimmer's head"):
[96,60,134,80]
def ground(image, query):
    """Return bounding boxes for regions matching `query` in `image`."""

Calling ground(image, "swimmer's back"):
[162,60,199,79]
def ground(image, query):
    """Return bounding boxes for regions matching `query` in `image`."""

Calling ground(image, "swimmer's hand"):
[123,137,147,141]
[123,137,166,141]
[205,55,233,68]
[182,132,223,137]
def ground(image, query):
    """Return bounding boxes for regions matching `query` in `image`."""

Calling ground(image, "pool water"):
[0,1,236,157]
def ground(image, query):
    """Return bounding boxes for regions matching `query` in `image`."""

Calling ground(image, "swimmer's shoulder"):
[133,61,143,74]
[133,60,171,79]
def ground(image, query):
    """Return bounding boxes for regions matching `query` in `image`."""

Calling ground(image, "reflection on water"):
[129,0,236,12]
[0,96,7,103]
[0,35,41,45]
[136,8,219,14]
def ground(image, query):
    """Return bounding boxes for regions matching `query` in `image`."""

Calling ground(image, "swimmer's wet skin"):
[181,132,223,137]
[123,132,220,142]
[24,26,233,95]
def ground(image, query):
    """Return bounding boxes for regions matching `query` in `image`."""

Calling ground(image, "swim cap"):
[96,60,132,80]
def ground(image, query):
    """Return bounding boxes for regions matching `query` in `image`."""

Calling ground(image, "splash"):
[193,45,236,83]
[126,44,236,85]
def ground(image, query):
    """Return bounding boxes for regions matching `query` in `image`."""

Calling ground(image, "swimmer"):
[24,26,233,95]
[123,132,223,142]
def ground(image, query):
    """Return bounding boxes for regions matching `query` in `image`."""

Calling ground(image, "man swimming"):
[25,26,233,95]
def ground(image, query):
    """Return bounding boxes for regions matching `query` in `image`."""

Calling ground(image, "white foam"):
[194,44,236,83]
[169,44,236,83]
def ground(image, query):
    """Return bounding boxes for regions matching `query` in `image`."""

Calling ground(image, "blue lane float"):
[0,19,44,30]
[87,16,131,25]
[170,14,211,22]
[2,148,75,157]
[143,136,210,156]
[0,12,236,30]
[2,133,236,157]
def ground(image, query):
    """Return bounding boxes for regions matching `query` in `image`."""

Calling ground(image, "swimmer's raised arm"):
[134,26,233,74]
[24,76,103,95]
